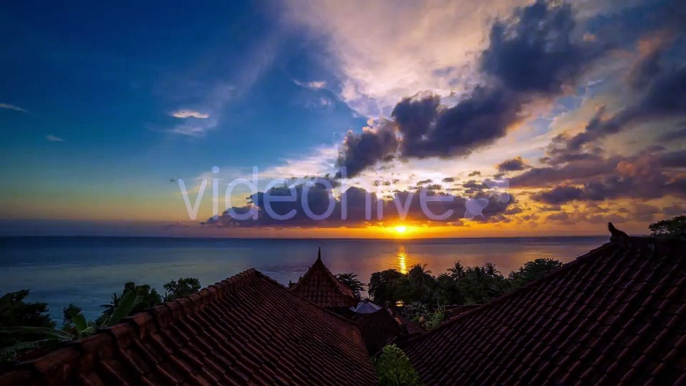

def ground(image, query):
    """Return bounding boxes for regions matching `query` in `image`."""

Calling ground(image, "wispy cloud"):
[162,33,282,137]
[46,135,65,142]
[169,123,215,137]
[0,103,27,112]
[294,79,327,90]
[170,109,210,119]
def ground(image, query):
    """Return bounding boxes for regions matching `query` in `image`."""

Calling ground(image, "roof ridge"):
[400,239,618,346]
[4,268,267,379]
[402,235,686,347]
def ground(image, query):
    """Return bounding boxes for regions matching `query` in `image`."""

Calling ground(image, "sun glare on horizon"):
[395,225,407,234]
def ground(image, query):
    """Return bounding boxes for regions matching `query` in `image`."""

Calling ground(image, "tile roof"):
[1,269,378,386]
[402,233,686,385]
[290,249,358,309]
[357,309,400,355]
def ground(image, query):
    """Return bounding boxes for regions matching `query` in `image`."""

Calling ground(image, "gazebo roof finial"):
[317,247,321,261]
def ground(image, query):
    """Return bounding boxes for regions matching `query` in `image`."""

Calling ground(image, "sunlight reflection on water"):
[397,245,408,274]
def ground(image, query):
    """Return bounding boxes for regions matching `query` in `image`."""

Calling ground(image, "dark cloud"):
[530,149,686,205]
[481,0,606,95]
[416,179,433,185]
[546,212,571,222]
[565,56,686,151]
[336,119,398,178]
[660,125,686,141]
[660,150,686,168]
[442,177,455,183]
[511,155,618,187]
[468,171,481,177]
[497,156,530,172]
[533,186,585,205]
[632,203,660,222]
[202,181,513,228]
[395,87,523,159]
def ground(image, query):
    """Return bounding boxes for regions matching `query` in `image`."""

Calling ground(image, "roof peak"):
[289,248,357,307]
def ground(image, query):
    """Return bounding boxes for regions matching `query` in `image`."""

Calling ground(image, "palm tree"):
[448,262,466,279]
[484,262,501,277]
[335,273,365,299]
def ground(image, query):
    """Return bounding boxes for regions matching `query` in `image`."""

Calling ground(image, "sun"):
[395,225,407,234]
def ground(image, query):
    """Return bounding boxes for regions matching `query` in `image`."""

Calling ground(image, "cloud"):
[283,0,532,117]
[159,33,281,137]
[511,155,618,187]
[530,149,686,205]
[170,109,210,119]
[496,157,529,172]
[480,0,607,95]
[46,135,65,142]
[397,87,523,159]
[202,182,513,228]
[533,185,585,205]
[660,124,686,141]
[0,103,27,112]
[169,125,210,137]
[562,40,686,151]
[336,119,398,178]
[294,80,327,90]
[334,0,612,177]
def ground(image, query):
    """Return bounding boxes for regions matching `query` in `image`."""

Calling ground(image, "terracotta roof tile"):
[1,269,377,386]
[402,236,686,386]
[290,249,357,308]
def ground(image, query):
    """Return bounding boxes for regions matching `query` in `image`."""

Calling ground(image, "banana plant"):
[0,291,143,361]
[101,291,142,327]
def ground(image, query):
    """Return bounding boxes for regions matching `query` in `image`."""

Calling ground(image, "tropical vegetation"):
[0,277,201,363]
[368,258,563,329]
[649,215,686,238]
[375,344,423,386]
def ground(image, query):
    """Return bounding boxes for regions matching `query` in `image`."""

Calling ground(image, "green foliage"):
[0,326,72,362]
[0,290,55,329]
[97,281,161,325]
[163,277,201,301]
[369,257,566,328]
[62,303,82,325]
[422,305,445,331]
[375,344,423,386]
[0,278,192,363]
[403,302,429,322]
[509,258,563,288]
[649,216,686,238]
[0,290,56,359]
[1,289,144,362]
[455,265,510,304]
[335,273,365,299]
[447,261,466,279]
[103,291,143,327]
[369,269,405,304]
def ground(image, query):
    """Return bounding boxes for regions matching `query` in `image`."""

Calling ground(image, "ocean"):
[0,236,608,322]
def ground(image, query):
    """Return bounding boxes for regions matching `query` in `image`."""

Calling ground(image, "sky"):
[0,0,684,238]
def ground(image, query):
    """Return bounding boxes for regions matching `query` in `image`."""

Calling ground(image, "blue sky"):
[0,0,684,237]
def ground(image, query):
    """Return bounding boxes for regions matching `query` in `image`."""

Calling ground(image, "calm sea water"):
[0,236,608,322]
